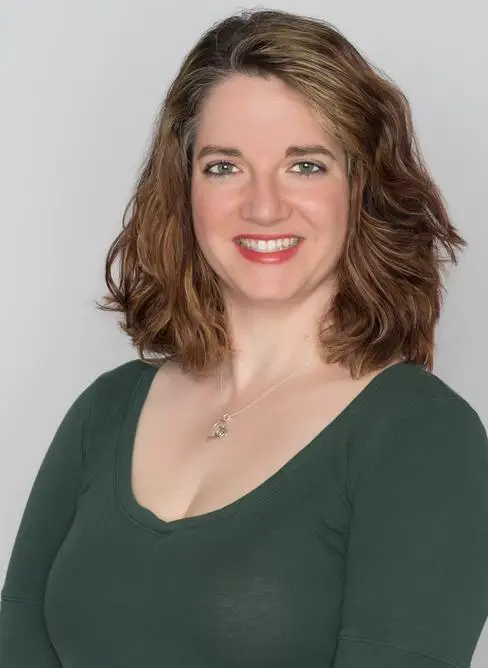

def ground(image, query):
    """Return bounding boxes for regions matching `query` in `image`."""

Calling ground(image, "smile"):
[235,237,301,253]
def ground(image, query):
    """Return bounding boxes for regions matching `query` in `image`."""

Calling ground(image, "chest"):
[46,479,348,668]
[130,365,374,523]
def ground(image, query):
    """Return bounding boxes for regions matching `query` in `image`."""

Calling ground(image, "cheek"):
[191,185,233,257]
[191,185,212,242]
[300,183,350,237]
[191,183,229,231]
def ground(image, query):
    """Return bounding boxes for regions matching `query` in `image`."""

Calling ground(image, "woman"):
[1,8,487,668]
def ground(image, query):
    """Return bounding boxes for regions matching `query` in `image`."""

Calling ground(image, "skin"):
[191,73,351,397]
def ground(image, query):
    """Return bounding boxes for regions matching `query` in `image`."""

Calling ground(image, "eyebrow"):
[195,144,337,161]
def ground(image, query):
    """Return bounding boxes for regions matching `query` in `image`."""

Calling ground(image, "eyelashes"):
[202,160,328,178]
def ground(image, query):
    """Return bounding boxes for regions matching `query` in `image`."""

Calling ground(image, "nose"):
[239,173,292,225]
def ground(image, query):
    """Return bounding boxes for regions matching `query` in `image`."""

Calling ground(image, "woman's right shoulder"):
[84,356,212,421]
[90,357,166,400]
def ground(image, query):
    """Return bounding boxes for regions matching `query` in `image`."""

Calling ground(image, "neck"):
[220,294,334,401]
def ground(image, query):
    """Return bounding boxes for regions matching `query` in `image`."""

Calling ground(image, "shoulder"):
[89,357,160,398]
[372,360,473,404]
[70,358,162,431]
[346,362,488,495]
[69,358,162,466]
[351,361,484,439]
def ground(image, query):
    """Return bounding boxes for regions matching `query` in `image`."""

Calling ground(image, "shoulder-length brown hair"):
[97,8,466,378]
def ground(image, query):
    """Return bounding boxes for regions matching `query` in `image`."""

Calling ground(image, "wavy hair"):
[97,8,466,378]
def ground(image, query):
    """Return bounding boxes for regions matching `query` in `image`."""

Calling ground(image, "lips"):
[233,236,303,264]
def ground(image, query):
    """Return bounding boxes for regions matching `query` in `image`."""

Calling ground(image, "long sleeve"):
[0,378,97,667]
[333,395,488,668]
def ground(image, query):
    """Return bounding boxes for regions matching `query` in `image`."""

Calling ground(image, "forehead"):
[195,73,341,153]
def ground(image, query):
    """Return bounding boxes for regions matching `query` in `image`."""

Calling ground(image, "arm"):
[333,395,488,668]
[0,377,98,666]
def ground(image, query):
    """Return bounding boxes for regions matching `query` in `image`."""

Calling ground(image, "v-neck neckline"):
[115,359,410,535]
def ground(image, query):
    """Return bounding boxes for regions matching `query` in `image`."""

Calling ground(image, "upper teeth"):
[237,237,300,252]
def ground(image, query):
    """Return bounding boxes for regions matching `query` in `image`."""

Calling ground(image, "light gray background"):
[1,0,487,663]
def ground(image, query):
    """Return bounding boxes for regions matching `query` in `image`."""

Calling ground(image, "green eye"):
[204,161,238,177]
[290,161,325,175]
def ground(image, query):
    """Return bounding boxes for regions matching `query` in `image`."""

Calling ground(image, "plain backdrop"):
[1,0,487,663]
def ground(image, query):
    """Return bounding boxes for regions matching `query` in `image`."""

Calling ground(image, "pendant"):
[207,414,231,440]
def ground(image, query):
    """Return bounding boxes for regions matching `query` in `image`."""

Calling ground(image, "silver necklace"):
[207,357,316,439]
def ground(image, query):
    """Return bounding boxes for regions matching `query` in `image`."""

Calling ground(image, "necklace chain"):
[207,357,316,440]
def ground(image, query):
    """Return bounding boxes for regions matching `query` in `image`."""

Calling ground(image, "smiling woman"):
[1,7,487,668]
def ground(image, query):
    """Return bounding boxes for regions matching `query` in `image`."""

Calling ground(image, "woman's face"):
[191,73,350,307]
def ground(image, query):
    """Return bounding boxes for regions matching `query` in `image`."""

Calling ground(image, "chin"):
[230,285,304,305]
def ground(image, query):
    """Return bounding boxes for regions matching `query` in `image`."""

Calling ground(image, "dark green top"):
[1,359,488,668]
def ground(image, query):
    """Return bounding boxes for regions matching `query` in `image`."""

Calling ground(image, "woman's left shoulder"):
[372,360,482,421]
[348,362,488,502]
[350,360,487,458]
